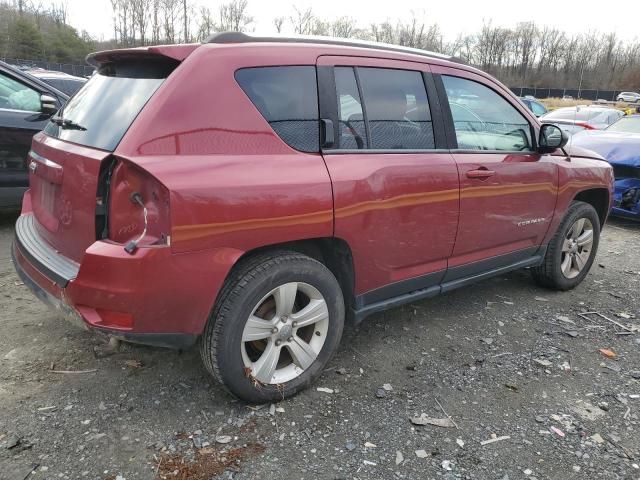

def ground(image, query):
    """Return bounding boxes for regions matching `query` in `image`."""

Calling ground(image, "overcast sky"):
[64,0,640,43]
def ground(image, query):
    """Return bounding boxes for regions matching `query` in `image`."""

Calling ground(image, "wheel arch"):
[573,188,610,228]
[216,237,356,321]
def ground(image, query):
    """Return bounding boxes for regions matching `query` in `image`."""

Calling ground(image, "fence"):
[1,57,94,77]
[510,86,624,101]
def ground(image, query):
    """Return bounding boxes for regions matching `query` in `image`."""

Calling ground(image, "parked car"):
[616,91,640,103]
[540,106,624,135]
[12,33,614,403]
[24,69,87,96]
[570,115,640,220]
[0,61,68,208]
[519,96,548,117]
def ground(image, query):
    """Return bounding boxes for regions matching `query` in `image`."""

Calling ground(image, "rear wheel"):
[200,251,344,403]
[532,201,600,290]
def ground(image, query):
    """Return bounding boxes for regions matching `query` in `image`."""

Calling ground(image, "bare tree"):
[290,7,314,35]
[216,0,253,32]
[273,15,285,33]
[197,6,213,40]
[131,0,151,45]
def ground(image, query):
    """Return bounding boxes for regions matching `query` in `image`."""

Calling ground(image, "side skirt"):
[352,247,546,324]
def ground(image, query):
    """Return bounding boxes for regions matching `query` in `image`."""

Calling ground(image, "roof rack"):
[206,32,457,62]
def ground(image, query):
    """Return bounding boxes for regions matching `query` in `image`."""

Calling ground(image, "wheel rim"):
[241,282,329,385]
[561,217,594,279]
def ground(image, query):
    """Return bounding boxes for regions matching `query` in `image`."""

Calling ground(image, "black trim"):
[441,246,546,293]
[357,269,444,307]
[433,73,457,149]
[442,246,541,284]
[96,330,198,350]
[354,285,440,322]
[352,246,546,324]
[323,148,448,155]
[352,67,371,149]
[423,72,448,150]
[317,65,339,150]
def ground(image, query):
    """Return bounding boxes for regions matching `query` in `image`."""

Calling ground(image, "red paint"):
[15,41,613,339]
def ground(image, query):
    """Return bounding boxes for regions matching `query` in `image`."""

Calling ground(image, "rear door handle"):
[466,169,495,179]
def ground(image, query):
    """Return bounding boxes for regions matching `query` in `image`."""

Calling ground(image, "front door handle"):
[466,169,495,179]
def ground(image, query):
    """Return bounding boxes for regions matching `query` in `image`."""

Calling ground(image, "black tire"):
[200,251,344,403]
[532,201,600,290]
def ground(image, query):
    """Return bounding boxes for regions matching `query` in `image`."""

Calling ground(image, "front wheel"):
[200,251,344,403]
[532,201,600,290]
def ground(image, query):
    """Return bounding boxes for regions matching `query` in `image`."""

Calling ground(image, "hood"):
[568,130,640,168]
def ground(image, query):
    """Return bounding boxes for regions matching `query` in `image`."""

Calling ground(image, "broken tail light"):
[107,159,171,253]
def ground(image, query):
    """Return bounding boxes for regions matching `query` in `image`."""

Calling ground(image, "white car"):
[616,91,640,103]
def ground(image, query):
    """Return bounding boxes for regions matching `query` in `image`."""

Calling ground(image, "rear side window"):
[358,68,434,150]
[236,66,319,153]
[442,75,533,151]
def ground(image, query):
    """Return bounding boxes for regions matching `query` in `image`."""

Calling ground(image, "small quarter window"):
[335,67,367,149]
[235,66,319,153]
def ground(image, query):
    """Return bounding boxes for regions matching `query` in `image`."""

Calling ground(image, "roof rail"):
[206,32,458,63]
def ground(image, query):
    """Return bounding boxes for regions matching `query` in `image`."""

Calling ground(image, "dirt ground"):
[1,210,639,480]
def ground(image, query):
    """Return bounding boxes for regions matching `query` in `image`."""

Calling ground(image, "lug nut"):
[280,315,287,323]
[271,327,278,334]
[287,336,294,342]
[292,321,298,328]
[275,340,282,346]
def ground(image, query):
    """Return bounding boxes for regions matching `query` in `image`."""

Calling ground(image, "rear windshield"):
[543,108,604,121]
[44,59,176,151]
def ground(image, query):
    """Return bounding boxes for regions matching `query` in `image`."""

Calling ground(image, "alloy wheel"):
[560,217,594,279]
[241,282,329,384]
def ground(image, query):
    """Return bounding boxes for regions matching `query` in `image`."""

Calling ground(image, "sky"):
[64,0,640,43]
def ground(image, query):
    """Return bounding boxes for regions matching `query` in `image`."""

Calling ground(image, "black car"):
[25,69,87,96]
[0,61,69,208]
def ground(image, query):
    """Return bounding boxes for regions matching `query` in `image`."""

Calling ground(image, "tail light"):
[575,122,596,130]
[107,159,170,252]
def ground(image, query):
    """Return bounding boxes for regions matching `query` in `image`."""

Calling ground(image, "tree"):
[216,0,253,32]
[6,17,44,59]
[273,16,285,33]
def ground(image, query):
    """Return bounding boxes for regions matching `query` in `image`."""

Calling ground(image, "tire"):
[200,251,344,403]
[532,201,600,290]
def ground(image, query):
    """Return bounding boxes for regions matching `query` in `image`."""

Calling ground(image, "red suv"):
[12,33,613,402]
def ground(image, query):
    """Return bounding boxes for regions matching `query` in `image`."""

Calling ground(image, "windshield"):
[43,60,174,151]
[543,108,605,121]
[606,116,640,133]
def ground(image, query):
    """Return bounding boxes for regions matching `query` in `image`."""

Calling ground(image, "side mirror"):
[40,94,58,115]
[538,123,568,153]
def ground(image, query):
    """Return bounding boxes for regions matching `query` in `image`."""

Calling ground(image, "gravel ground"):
[1,211,639,480]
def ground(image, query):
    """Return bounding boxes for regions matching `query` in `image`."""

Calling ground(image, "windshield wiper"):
[51,115,87,131]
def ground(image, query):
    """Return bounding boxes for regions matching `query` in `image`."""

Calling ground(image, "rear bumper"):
[13,213,242,349]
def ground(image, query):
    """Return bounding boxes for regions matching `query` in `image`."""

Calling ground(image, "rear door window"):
[235,66,319,153]
[358,68,435,150]
[44,60,175,151]
[442,75,533,151]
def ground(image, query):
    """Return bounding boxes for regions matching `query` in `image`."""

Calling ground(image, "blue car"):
[570,115,640,220]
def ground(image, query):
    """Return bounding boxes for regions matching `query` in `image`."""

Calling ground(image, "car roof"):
[206,31,460,63]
